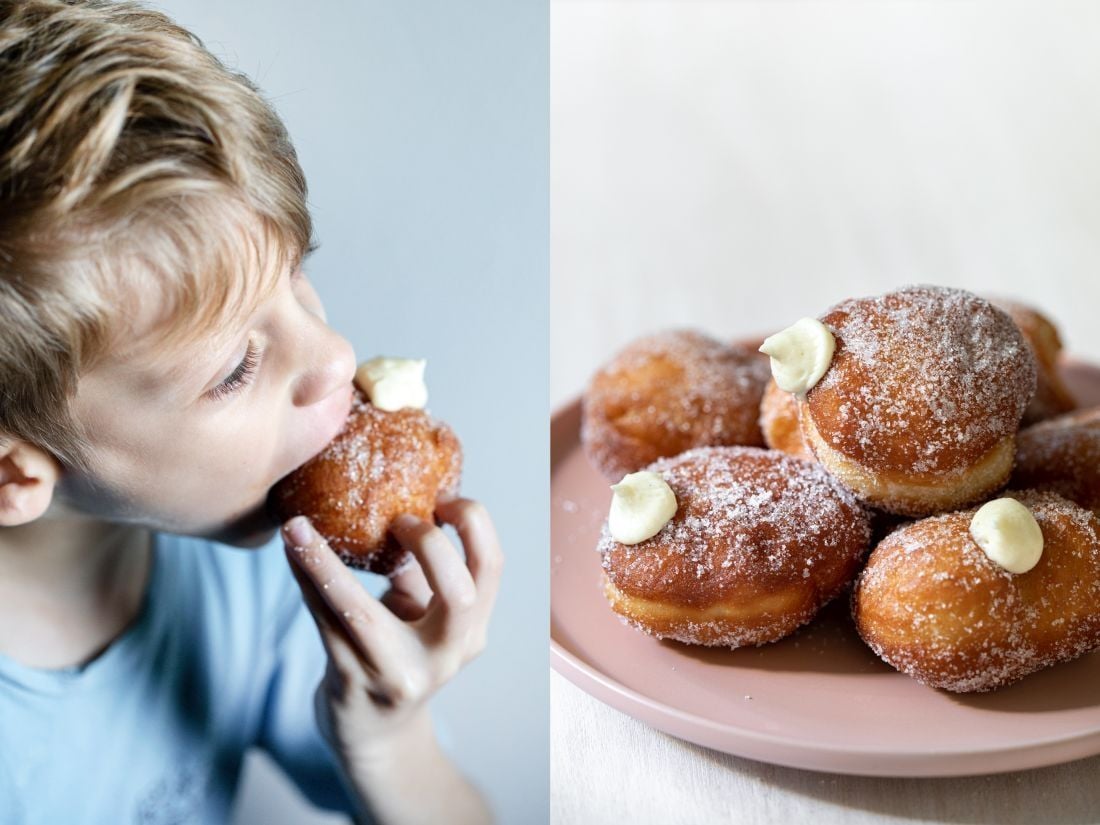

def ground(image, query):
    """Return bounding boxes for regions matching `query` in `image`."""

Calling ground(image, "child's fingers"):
[286,548,427,705]
[380,561,433,621]
[284,544,365,679]
[435,497,504,591]
[433,498,501,663]
[389,514,478,616]
[282,516,410,676]
[379,589,427,622]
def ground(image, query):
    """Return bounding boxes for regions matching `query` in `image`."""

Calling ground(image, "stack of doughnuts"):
[583,284,1100,693]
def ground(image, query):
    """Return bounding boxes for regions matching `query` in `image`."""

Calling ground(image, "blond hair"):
[0,0,313,475]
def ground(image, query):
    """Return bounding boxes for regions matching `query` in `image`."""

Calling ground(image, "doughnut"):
[598,446,872,648]
[581,329,770,480]
[988,296,1076,425]
[852,490,1100,692]
[797,285,1036,516]
[269,388,462,574]
[759,377,814,461]
[1011,406,1100,517]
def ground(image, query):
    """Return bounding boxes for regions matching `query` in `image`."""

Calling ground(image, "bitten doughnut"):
[1012,407,1100,517]
[582,329,770,480]
[793,285,1037,516]
[598,446,872,648]
[270,387,462,575]
[852,491,1100,692]
[988,296,1076,425]
[759,377,814,461]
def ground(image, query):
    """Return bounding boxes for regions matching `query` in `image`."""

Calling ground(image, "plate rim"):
[550,633,1100,775]
[550,361,1100,777]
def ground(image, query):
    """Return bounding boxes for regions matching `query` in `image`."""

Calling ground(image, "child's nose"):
[293,328,357,407]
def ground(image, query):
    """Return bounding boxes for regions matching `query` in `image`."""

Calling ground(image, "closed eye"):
[207,340,261,401]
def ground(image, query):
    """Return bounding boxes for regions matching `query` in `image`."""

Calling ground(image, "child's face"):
[59,265,357,546]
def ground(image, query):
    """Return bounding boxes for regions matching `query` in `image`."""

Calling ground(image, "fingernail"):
[392,514,421,531]
[284,515,315,547]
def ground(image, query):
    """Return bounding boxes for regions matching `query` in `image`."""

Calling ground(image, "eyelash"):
[208,341,261,401]
[204,268,302,402]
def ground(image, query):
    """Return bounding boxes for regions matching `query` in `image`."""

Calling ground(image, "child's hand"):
[280,498,503,761]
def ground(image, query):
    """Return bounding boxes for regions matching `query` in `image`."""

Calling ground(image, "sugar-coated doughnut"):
[988,296,1076,425]
[582,330,769,481]
[852,491,1100,692]
[1012,406,1100,517]
[599,446,872,648]
[759,377,814,461]
[799,285,1036,516]
[270,388,462,575]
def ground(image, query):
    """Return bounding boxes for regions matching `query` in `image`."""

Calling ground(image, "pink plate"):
[551,356,1100,777]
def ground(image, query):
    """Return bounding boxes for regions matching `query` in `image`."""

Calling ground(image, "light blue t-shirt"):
[0,529,366,824]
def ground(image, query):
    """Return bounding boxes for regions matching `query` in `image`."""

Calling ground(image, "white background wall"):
[153,2,548,823]
[553,0,1100,406]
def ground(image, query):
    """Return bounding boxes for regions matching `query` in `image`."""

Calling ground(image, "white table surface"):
[551,1,1100,822]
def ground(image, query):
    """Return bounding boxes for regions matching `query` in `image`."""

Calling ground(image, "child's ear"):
[0,440,62,526]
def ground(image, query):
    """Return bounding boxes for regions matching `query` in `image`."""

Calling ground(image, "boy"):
[0,1,503,823]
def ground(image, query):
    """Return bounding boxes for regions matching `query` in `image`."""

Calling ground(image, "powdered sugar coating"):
[582,329,770,480]
[270,389,462,576]
[807,285,1036,475]
[1012,406,1100,516]
[853,490,1100,692]
[599,446,872,647]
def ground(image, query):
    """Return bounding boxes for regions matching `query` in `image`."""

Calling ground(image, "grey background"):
[151,1,548,823]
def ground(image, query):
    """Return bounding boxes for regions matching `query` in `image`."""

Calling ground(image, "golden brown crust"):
[1012,406,1100,517]
[802,411,1016,516]
[602,574,819,647]
[270,389,462,575]
[807,286,1035,476]
[598,446,871,648]
[988,296,1077,425]
[798,286,1035,516]
[852,490,1100,692]
[759,377,814,461]
[581,329,769,481]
